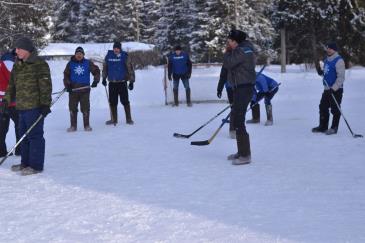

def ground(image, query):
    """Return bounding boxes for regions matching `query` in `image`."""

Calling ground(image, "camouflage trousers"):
[69,91,90,113]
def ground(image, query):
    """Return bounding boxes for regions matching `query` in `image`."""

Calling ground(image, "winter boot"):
[264,104,273,126]
[83,112,92,131]
[246,104,260,124]
[325,127,338,135]
[21,167,42,176]
[67,111,77,132]
[232,132,251,165]
[312,113,329,133]
[124,104,134,125]
[105,106,118,125]
[11,164,26,172]
[173,89,179,106]
[186,88,192,107]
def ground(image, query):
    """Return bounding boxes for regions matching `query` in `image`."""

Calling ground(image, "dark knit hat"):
[113,42,121,50]
[175,45,182,51]
[228,30,247,44]
[75,46,85,55]
[326,42,338,51]
[15,37,35,52]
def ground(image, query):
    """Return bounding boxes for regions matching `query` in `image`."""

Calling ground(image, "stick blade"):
[191,140,210,146]
[354,134,363,138]
[173,133,190,138]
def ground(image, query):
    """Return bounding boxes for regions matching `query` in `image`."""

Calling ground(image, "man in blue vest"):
[246,73,279,126]
[313,42,345,135]
[168,46,192,107]
[64,47,100,132]
[102,42,135,125]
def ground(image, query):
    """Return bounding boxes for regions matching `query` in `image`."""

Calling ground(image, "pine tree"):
[0,0,51,51]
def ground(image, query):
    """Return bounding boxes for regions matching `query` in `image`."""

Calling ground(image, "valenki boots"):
[246,104,260,124]
[67,111,77,132]
[173,89,179,106]
[186,88,192,107]
[105,106,118,125]
[83,112,92,131]
[124,104,134,125]
[232,132,251,165]
[264,104,273,126]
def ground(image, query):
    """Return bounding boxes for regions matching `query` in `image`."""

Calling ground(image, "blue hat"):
[326,42,338,51]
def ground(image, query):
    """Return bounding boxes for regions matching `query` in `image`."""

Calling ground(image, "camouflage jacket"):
[5,53,52,110]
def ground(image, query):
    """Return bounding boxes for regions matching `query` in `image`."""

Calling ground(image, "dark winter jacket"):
[168,52,192,78]
[64,56,100,91]
[223,40,256,88]
[102,50,135,83]
[5,52,52,110]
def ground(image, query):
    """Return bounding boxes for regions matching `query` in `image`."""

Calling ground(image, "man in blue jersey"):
[246,73,279,126]
[168,46,192,107]
[64,47,100,132]
[102,42,135,125]
[313,43,345,135]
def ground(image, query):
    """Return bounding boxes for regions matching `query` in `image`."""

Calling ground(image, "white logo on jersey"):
[74,65,85,76]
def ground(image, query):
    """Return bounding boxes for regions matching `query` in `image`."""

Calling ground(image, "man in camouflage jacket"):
[5,37,52,175]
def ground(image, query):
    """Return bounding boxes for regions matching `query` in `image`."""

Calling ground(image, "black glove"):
[128,82,134,90]
[102,78,107,86]
[317,69,324,76]
[217,90,222,99]
[0,100,8,114]
[168,75,172,81]
[66,85,72,93]
[40,105,51,117]
[187,73,191,79]
[91,80,98,88]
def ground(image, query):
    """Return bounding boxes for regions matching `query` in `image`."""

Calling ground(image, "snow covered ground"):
[0,63,364,243]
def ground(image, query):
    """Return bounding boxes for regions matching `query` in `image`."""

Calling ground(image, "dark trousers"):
[0,108,20,156]
[69,91,90,113]
[319,88,343,129]
[225,87,234,131]
[109,82,129,106]
[233,85,253,135]
[172,74,190,90]
[18,108,45,171]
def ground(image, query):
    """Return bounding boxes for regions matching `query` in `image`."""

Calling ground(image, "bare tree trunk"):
[281,27,286,73]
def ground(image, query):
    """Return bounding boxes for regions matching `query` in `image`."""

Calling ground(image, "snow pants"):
[18,108,45,171]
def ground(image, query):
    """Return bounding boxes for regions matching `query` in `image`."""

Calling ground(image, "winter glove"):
[102,78,107,86]
[187,73,191,79]
[168,75,172,81]
[40,105,51,118]
[217,90,222,99]
[128,82,134,91]
[66,85,73,93]
[317,69,324,76]
[91,80,98,88]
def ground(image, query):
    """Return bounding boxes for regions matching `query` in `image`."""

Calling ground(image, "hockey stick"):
[0,89,67,166]
[104,85,116,126]
[173,104,231,138]
[191,112,231,146]
[52,86,90,95]
[323,79,363,138]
